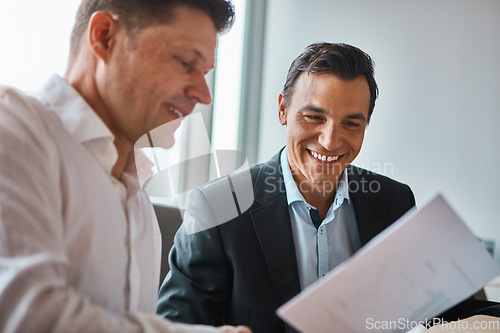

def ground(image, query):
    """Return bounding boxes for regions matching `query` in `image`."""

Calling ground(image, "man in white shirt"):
[0,0,250,332]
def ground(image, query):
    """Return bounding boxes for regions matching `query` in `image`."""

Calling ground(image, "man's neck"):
[111,138,134,180]
[297,180,338,220]
[66,63,134,181]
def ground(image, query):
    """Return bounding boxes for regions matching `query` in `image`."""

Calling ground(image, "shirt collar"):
[35,74,114,144]
[280,146,350,208]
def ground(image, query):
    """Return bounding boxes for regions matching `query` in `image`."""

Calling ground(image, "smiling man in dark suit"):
[157,42,416,332]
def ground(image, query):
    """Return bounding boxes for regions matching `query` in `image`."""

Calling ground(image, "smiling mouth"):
[164,103,185,119]
[307,149,341,163]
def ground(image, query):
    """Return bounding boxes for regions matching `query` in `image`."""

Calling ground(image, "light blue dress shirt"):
[280,147,361,290]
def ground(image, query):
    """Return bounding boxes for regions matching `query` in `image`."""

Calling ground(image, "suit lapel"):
[348,165,386,246]
[250,150,301,308]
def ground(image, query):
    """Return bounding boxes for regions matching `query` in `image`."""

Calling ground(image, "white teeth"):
[173,109,183,118]
[166,104,183,118]
[309,149,339,163]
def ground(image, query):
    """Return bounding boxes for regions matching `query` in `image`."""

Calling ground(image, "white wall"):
[257,0,500,261]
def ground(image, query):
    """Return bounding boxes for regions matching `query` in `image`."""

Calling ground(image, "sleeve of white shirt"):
[0,91,220,332]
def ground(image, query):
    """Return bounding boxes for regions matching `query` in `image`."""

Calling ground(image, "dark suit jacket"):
[157,150,416,332]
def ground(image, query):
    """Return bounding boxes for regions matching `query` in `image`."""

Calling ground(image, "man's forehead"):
[136,18,217,67]
[168,8,218,63]
[289,72,370,115]
[171,42,216,70]
[293,72,370,95]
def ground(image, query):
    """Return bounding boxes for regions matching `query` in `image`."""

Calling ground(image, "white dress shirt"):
[280,147,361,290]
[0,75,218,332]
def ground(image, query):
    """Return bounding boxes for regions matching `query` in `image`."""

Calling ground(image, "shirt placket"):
[317,225,329,279]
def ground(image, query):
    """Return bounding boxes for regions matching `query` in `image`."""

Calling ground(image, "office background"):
[255,0,500,264]
[1,0,499,266]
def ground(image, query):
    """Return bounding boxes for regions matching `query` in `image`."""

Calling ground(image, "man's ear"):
[87,11,119,63]
[278,92,287,126]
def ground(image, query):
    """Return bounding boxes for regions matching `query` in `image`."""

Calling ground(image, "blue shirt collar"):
[280,146,350,208]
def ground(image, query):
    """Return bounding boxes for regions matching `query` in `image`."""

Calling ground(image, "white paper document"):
[277,194,500,333]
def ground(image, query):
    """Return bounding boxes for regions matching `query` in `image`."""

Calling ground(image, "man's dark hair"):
[68,0,235,67]
[282,42,378,122]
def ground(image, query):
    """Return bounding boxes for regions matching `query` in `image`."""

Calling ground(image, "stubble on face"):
[102,6,217,152]
[281,73,370,199]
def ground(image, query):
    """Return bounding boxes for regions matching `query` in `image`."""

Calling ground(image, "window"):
[147,0,248,207]
[0,1,80,91]
[0,1,252,209]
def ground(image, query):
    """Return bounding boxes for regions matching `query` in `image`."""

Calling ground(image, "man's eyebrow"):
[192,48,204,59]
[344,113,367,122]
[191,48,215,71]
[300,105,327,114]
[300,107,367,122]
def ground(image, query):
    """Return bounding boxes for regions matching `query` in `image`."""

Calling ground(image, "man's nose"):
[187,71,212,105]
[318,123,341,151]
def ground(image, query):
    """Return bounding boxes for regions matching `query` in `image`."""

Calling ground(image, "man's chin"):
[134,121,180,150]
[309,164,346,178]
